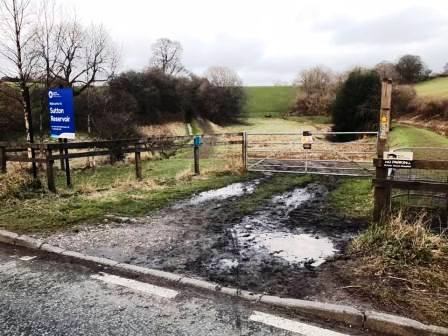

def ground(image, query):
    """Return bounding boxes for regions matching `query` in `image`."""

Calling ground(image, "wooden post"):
[0,146,6,174]
[135,143,142,180]
[194,144,200,175]
[58,138,65,170]
[242,132,248,170]
[46,146,56,193]
[373,79,393,222]
[63,139,71,187]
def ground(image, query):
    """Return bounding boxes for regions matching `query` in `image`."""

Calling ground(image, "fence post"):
[46,145,56,193]
[194,136,201,175]
[63,139,71,188]
[242,132,248,171]
[58,138,65,170]
[135,143,142,180]
[0,146,6,174]
[373,79,393,222]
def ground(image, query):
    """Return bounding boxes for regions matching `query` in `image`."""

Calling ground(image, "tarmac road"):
[0,244,378,336]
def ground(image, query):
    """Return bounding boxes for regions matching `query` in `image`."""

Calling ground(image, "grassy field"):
[414,77,448,98]
[390,124,448,148]
[243,86,296,118]
[224,117,318,133]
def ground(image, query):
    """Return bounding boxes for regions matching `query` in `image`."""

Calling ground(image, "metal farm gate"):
[245,131,378,177]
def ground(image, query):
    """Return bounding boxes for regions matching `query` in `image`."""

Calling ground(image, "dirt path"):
[41,177,369,306]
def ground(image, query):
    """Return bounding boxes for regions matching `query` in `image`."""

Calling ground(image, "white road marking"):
[19,256,37,261]
[249,311,351,336]
[91,273,178,299]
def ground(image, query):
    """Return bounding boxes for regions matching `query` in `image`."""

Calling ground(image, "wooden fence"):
[0,133,245,193]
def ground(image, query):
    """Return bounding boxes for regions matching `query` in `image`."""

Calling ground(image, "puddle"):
[175,180,260,207]
[238,232,336,267]
[271,188,313,214]
[229,184,338,268]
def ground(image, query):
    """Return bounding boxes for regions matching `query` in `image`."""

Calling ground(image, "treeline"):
[76,69,246,139]
[289,54,448,137]
[0,68,246,140]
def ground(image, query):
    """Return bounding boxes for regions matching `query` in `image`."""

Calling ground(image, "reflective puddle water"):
[175,179,261,207]
[231,185,338,268]
[238,232,336,267]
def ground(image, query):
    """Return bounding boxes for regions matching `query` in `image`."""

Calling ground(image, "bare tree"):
[290,66,337,117]
[443,62,448,75]
[294,66,335,95]
[204,66,243,87]
[52,19,118,94]
[149,38,184,76]
[374,61,399,81]
[0,0,38,176]
[34,0,58,140]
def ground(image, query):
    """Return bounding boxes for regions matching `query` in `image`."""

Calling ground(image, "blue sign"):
[48,88,75,139]
[194,135,202,147]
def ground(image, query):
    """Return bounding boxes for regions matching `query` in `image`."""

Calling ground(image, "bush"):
[331,69,381,140]
[197,81,246,124]
[0,84,24,140]
[290,66,336,116]
[392,85,448,120]
[410,98,448,120]
[291,92,334,116]
[391,85,417,116]
[109,70,184,124]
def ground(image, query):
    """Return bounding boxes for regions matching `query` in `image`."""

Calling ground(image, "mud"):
[43,176,368,301]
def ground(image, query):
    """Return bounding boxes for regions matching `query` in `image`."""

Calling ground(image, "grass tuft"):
[352,212,446,266]
[343,212,448,326]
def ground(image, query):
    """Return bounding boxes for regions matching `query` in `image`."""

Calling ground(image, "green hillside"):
[414,77,448,98]
[243,86,296,118]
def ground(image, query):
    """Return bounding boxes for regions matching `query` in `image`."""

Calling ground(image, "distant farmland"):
[243,86,296,118]
[414,77,448,99]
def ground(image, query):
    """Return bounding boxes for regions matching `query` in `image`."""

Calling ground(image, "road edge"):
[1,229,448,336]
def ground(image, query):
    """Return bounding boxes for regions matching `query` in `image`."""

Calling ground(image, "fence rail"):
[0,133,245,192]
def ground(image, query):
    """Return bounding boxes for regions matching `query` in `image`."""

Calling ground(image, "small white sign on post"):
[383,151,414,168]
[301,131,313,150]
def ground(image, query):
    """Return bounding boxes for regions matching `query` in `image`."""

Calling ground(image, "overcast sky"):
[62,0,448,85]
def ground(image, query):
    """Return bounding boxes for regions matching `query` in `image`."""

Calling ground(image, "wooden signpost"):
[373,79,393,221]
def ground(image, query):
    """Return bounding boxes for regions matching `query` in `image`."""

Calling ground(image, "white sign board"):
[383,151,414,168]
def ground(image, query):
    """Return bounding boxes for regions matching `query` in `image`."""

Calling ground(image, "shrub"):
[198,82,246,124]
[391,85,417,116]
[331,69,381,140]
[291,92,334,116]
[290,66,337,116]
[0,169,41,200]
[0,84,24,140]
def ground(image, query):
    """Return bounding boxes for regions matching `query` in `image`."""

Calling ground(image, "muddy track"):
[43,176,368,302]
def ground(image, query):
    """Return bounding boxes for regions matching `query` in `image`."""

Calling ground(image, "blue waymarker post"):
[48,88,75,188]
[194,135,202,175]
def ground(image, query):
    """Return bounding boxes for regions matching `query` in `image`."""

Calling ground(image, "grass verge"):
[0,157,249,234]
[328,178,373,219]
[390,124,448,149]
[343,213,448,326]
